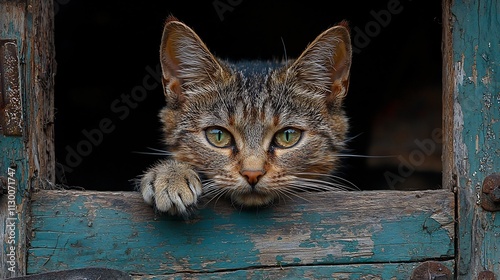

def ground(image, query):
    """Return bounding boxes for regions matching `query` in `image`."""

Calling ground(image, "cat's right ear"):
[160,17,227,105]
[286,22,352,107]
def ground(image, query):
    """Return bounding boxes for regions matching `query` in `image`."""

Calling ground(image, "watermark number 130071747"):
[5,166,18,273]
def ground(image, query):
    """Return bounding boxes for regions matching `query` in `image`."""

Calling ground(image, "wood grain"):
[441,0,456,193]
[443,0,500,277]
[136,261,455,279]
[29,189,454,277]
[0,0,55,278]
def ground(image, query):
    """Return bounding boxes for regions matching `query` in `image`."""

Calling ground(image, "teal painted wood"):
[1,2,30,277]
[0,137,27,201]
[446,0,500,277]
[0,136,28,276]
[28,190,454,276]
[1,1,55,278]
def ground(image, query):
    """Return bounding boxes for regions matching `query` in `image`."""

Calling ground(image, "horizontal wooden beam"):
[28,189,454,276]
[138,261,455,279]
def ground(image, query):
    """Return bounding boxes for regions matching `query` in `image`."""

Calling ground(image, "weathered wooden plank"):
[0,136,28,276]
[134,260,455,279]
[0,0,56,189]
[1,2,29,277]
[443,0,500,278]
[28,189,454,275]
[23,0,56,190]
[441,0,456,194]
[0,0,56,278]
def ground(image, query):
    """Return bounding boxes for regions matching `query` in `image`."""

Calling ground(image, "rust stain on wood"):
[0,39,23,136]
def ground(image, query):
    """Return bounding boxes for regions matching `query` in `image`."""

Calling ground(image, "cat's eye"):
[273,128,302,148]
[205,127,233,148]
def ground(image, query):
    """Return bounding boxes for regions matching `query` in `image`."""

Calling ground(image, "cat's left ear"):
[288,23,352,104]
[159,17,228,105]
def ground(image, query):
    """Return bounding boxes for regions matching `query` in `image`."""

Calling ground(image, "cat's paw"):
[140,160,202,217]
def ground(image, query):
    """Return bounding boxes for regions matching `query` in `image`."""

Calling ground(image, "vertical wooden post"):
[443,0,500,277]
[0,0,55,278]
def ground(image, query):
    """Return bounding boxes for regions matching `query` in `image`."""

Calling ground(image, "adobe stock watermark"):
[4,166,18,273]
[352,0,404,54]
[213,0,243,21]
[384,128,443,189]
[56,64,162,182]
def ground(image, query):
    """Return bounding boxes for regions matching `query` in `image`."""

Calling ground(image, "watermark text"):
[5,167,17,273]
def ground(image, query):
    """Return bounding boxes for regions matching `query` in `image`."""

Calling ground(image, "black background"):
[53,0,442,191]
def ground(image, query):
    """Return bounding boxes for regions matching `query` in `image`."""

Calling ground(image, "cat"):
[139,16,353,217]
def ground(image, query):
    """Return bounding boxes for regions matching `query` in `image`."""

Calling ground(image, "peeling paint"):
[453,100,469,175]
[471,45,478,85]
[29,190,455,276]
[430,211,455,237]
[475,135,480,154]
[481,67,492,85]
[451,0,500,276]
[455,59,465,87]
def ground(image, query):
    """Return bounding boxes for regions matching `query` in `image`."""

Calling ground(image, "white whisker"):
[287,182,336,192]
[132,147,175,157]
[275,187,311,203]
[295,172,360,191]
[297,178,356,191]
[201,184,230,207]
[333,154,396,159]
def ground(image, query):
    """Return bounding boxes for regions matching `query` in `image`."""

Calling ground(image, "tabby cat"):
[139,17,353,216]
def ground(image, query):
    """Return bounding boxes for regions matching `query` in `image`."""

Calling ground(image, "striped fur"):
[140,17,353,216]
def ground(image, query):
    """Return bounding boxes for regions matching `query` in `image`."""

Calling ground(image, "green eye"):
[274,128,302,148]
[205,127,233,148]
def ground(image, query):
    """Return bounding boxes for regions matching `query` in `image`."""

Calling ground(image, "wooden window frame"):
[1,0,499,278]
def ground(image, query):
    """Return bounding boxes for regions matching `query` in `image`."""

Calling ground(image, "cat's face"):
[158,17,352,207]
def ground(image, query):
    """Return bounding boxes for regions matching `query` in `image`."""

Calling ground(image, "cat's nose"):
[240,169,266,186]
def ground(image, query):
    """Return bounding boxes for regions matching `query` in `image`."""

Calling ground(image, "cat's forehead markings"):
[233,61,283,87]
[273,115,280,126]
[228,114,236,126]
